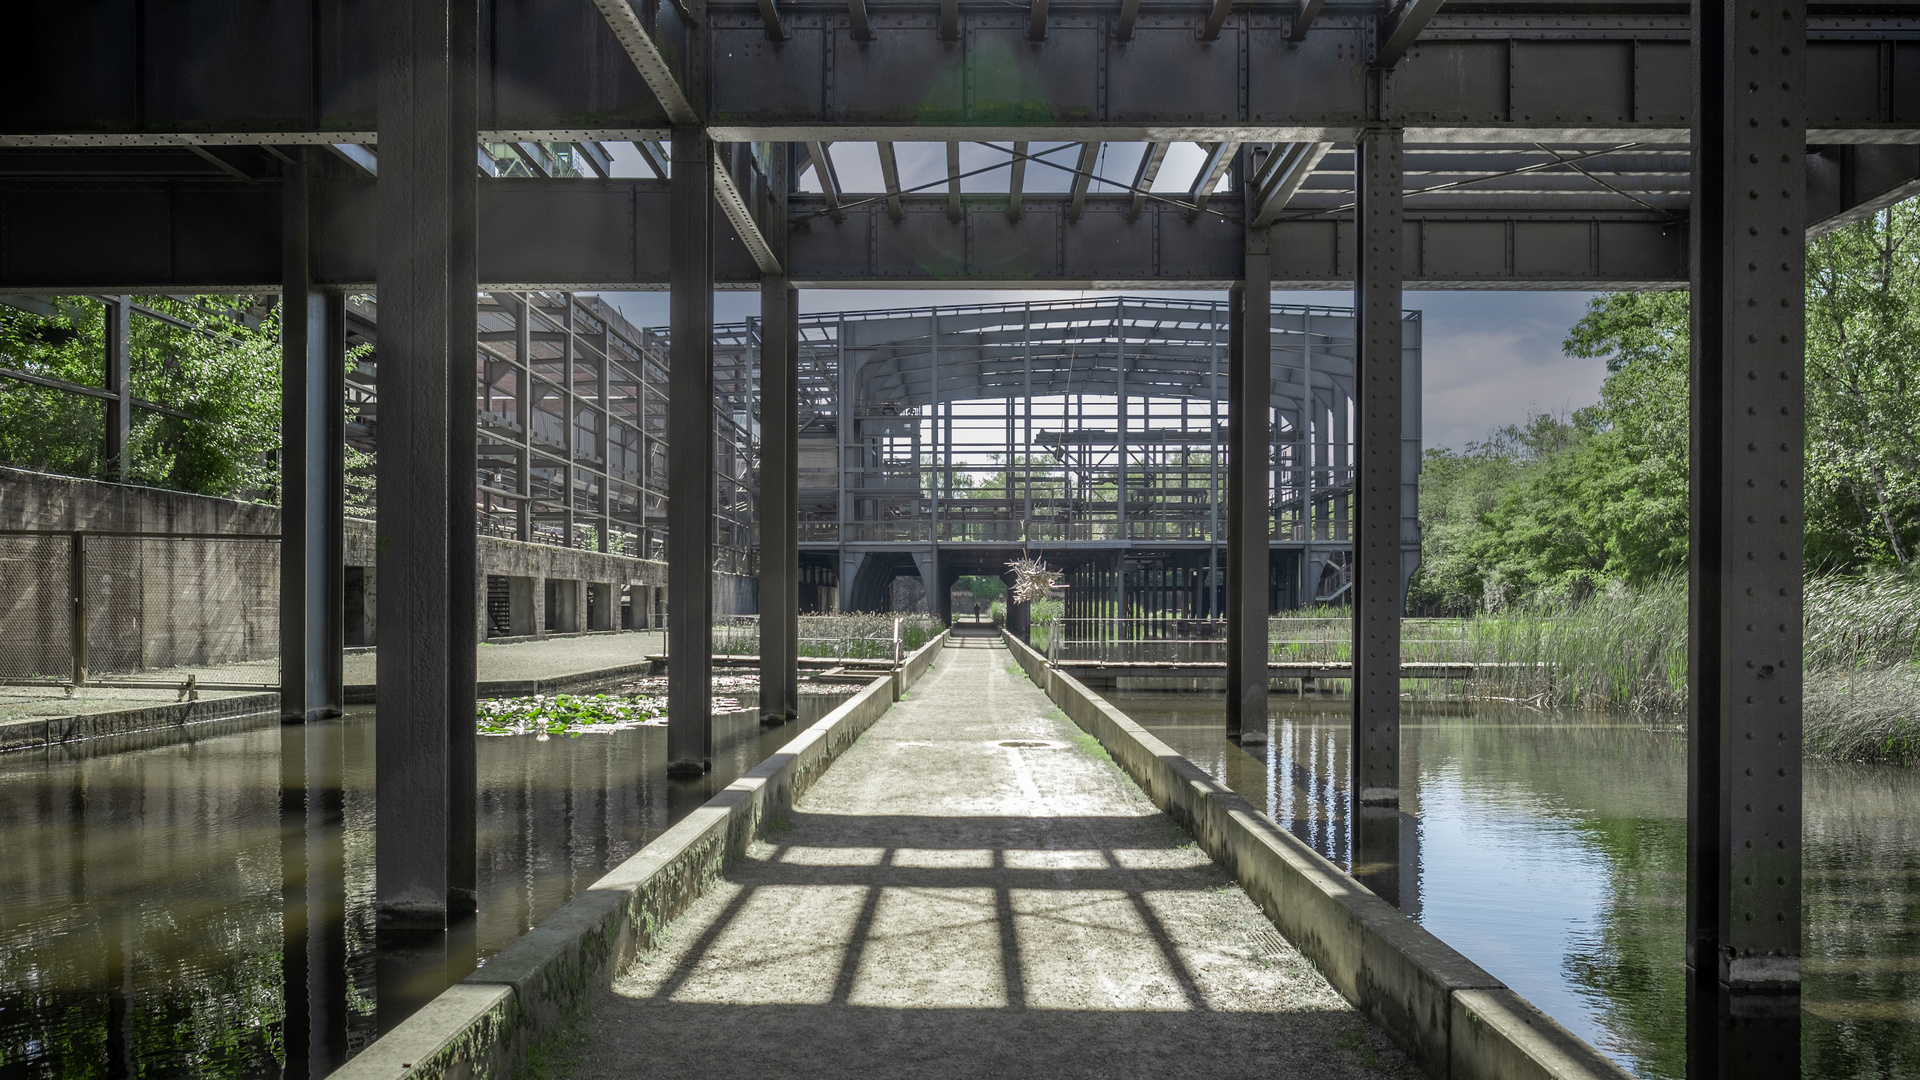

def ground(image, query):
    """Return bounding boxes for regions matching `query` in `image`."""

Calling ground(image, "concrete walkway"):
[0,631,664,721]
[564,637,1420,1079]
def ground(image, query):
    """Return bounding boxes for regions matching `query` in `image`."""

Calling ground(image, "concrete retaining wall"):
[2,467,757,661]
[333,629,950,1080]
[1002,630,1631,1080]
[0,692,281,755]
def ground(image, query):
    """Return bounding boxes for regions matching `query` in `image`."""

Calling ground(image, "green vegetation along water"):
[1110,690,1920,1080]
[0,685,859,1077]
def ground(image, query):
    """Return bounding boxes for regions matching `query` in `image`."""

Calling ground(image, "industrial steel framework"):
[721,294,1416,616]
[7,0,1918,1073]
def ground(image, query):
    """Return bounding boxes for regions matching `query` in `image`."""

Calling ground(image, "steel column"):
[1351,128,1405,907]
[514,296,533,543]
[69,532,86,687]
[280,148,346,723]
[758,275,799,726]
[1225,239,1271,745]
[667,123,715,777]
[102,296,130,481]
[1686,0,1805,1067]
[374,0,480,930]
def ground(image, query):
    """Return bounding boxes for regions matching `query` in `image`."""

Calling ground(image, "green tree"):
[1804,202,1920,571]
[1412,196,1920,611]
[0,296,283,499]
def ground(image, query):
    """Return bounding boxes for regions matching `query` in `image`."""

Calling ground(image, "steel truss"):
[748,294,1415,613]
[6,0,1912,1064]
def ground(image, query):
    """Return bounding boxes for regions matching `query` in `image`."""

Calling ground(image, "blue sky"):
[601,288,1610,453]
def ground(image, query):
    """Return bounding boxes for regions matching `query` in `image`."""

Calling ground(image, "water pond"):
[1107,690,1920,1080]
[0,685,862,1077]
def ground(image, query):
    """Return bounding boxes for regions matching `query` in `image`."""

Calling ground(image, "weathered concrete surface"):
[0,631,668,715]
[1002,631,1634,1080]
[331,631,952,1080]
[0,692,279,753]
[1,468,754,669]
[561,638,1419,1080]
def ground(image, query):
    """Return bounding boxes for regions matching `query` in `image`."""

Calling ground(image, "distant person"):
[973,602,981,623]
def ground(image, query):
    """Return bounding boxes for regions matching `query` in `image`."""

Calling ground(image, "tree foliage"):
[0,296,283,499]
[1409,198,1920,612]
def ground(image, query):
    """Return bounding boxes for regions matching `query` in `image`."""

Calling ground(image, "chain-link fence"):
[0,530,279,685]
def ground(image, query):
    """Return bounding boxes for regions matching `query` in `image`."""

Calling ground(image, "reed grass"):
[711,612,942,661]
[1458,578,1690,712]
[1254,573,1920,766]
[1803,665,1920,765]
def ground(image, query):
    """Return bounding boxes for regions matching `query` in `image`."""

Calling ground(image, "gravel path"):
[562,637,1421,1080]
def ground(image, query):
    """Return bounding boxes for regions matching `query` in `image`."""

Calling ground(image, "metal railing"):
[1040,615,1479,666]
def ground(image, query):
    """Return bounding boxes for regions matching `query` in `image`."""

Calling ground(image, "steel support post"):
[758,275,799,726]
[103,296,130,481]
[1351,128,1405,907]
[374,0,480,930]
[1224,237,1271,745]
[667,123,716,777]
[280,148,346,724]
[69,531,86,687]
[515,297,533,542]
[1686,0,1805,1068]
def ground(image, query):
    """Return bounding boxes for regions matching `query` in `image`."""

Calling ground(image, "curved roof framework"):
[704,295,1417,555]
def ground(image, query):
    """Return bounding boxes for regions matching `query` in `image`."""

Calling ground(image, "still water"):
[0,688,857,1077]
[1109,690,1920,1080]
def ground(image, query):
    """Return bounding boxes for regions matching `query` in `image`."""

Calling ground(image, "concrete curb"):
[1002,629,1631,1080]
[0,692,281,755]
[332,629,950,1080]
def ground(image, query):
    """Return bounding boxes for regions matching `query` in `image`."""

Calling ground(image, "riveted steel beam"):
[374,0,479,934]
[0,182,1692,290]
[3,7,1916,146]
[714,151,781,273]
[759,275,800,726]
[668,125,716,778]
[588,0,698,125]
[1685,0,1806,1066]
[1250,141,1334,227]
[1225,238,1271,746]
[1374,0,1447,68]
[1351,127,1405,909]
[878,141,904,220]
[1129,142,1168,221]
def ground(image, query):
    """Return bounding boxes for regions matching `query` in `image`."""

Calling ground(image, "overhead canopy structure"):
[6,1,1914,1073]
[2,3,1915,292]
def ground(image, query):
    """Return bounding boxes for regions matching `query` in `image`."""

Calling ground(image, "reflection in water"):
[1110,690,1920,1080]
[0,688,857,1077]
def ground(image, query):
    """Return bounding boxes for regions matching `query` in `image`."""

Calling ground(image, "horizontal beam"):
[1805,143,1920,238]
[0,179,759,290]
[0,180,1832,291]
[1,4,1915,144]
[0,181,1688,289]
[784,195,1689,287]
[0,365,198,419]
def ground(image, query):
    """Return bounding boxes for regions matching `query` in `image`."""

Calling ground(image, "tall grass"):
[1026,600,1064,651]
[712,613,943,661]
[1455,572,1920,765]
[1460,578,1689,712]
[1803,665,1920,764]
